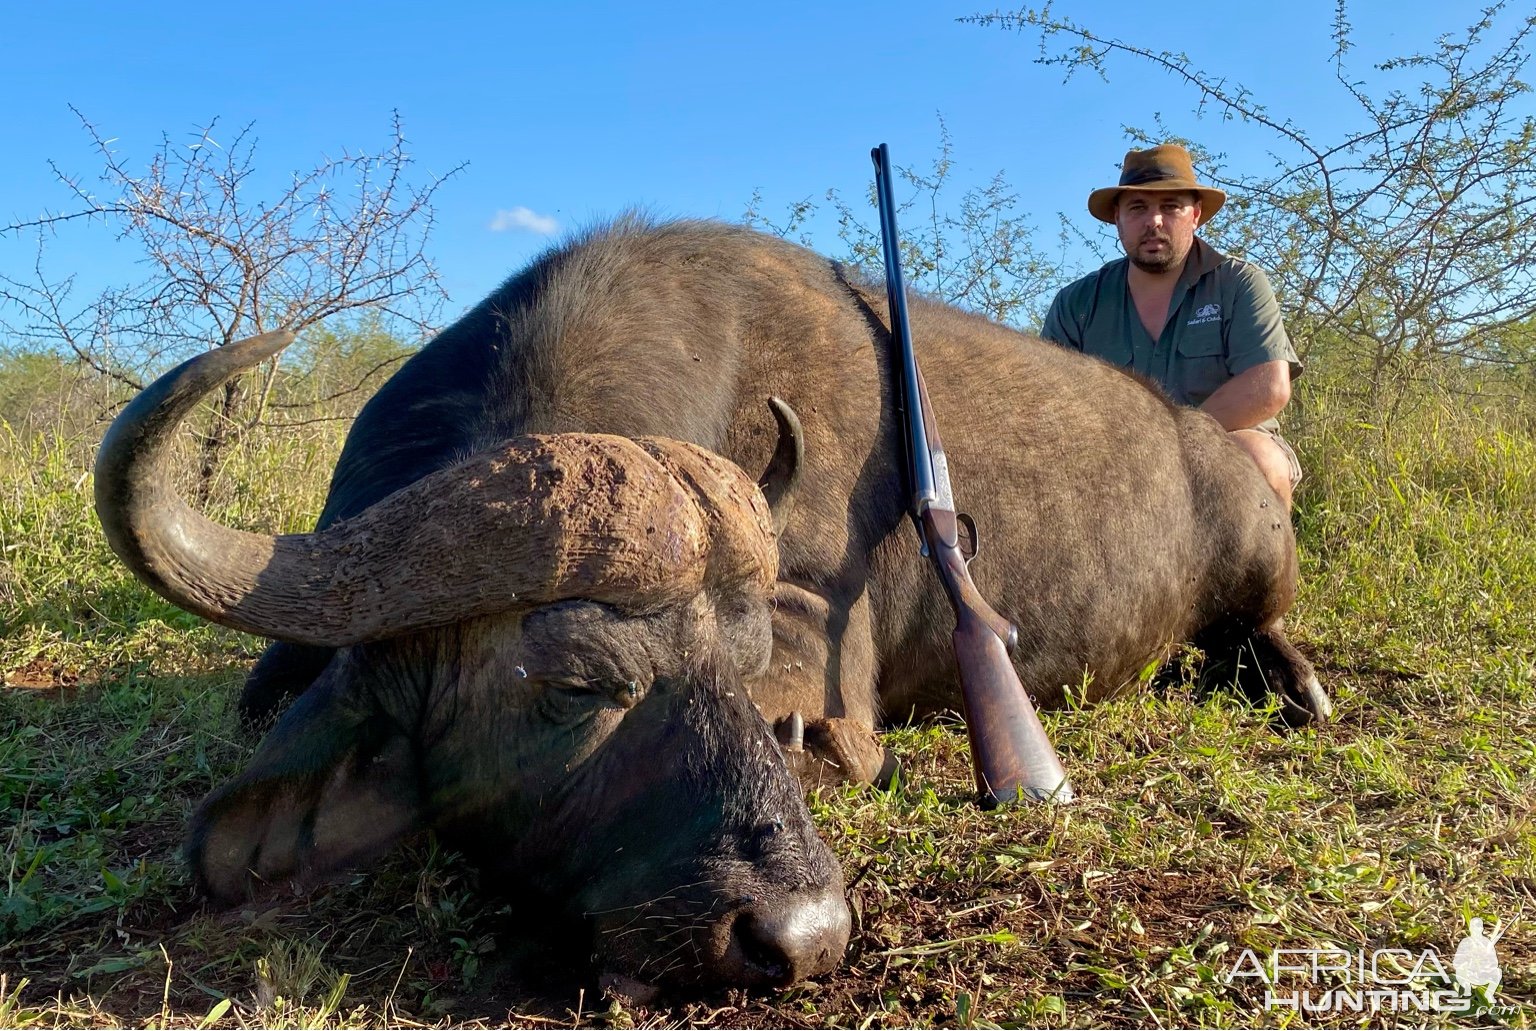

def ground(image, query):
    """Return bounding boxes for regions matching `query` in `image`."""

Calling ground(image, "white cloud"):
[488,206,560,235]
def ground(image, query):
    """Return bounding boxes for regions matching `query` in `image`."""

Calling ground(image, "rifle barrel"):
[871,144,937,513]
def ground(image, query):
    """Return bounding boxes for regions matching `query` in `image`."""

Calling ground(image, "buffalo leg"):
[239,642,336,728]
[774,714,899,790]
[191,669,423,904]
[1195,621,1332,728]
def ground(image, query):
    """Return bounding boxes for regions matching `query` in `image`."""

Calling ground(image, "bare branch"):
[2,110,464,480]
[967,2,1536,403]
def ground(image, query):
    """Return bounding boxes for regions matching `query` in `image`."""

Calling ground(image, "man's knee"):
[1229,429,1298,505]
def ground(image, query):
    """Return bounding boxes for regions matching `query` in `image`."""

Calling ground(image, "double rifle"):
[870,143,1073,806]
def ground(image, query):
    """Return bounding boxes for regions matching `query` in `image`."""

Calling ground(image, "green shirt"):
[1040,238,1300,430]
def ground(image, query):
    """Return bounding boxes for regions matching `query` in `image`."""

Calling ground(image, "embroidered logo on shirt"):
[1188,303,1221,327]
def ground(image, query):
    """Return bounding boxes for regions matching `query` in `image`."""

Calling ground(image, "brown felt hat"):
[1087,143,1226,224]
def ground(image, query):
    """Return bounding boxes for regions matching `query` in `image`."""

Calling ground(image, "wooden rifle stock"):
[871,143,1074,806]
[916,377,1073,806]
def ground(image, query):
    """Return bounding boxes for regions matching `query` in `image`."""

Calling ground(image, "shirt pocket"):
[1174,331,1227,407]
[1085,334,1135,369]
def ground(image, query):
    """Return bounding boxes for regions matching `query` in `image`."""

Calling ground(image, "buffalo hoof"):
[776,714,899,790]
[1277,666,1333,728]
[1252,626,1333,729]
[1200,623,1332,729]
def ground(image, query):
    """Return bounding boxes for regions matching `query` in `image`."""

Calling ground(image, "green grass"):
[2,382,1533,1028]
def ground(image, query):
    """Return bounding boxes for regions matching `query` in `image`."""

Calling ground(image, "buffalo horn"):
[95,332,778,647]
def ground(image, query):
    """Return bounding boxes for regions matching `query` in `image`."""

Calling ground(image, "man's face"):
[1116,191,1201,274]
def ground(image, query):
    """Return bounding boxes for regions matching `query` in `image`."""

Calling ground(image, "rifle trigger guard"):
[957,512,980,563]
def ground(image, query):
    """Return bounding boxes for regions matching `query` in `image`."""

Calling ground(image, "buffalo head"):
[94,331,849,989]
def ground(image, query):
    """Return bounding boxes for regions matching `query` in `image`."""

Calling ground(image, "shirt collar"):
[1178,236,1224,289]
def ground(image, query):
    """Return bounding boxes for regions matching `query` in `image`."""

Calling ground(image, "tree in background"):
[0,110,459,494]
[965,2,1536,408]
[748,120,1071,328]
[0,349,110,439]
[264,311,415,426]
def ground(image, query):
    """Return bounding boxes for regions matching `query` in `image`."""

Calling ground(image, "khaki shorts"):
[1256,426,1303,488]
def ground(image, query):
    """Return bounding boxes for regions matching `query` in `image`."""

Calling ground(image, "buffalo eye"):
[535,675,645,722]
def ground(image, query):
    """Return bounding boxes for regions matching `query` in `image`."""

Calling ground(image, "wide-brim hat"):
[1087,144,1226,224]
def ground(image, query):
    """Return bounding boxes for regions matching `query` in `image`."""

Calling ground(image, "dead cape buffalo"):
[95,217,1331,991]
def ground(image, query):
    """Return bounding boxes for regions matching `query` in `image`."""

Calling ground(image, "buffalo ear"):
[188,678,422,904]
[758,397,804,536]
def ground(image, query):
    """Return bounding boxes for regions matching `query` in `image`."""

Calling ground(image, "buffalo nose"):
[732,889,851,986]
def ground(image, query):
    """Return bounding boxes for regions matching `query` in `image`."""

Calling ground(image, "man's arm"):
[1199,359,1291,431]
[1224,263,1301,384]
[1039,289,1081,350]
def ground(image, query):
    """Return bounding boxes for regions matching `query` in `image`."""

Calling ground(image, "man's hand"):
[1199,359,1291,431]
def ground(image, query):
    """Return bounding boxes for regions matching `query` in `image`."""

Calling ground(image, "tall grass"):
[1,376,1533,1028]
[0,416,347,683]
[1294,385,1536,700]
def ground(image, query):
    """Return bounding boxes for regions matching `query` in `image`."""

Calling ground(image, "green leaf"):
[197,998,232,1028]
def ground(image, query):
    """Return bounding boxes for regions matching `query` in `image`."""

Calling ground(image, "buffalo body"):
[96,218,1328,991]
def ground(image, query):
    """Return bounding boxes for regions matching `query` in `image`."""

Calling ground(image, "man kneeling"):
[1043,143,1302,507]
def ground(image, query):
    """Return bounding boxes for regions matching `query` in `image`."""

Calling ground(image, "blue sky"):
[2,0,1524,327]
